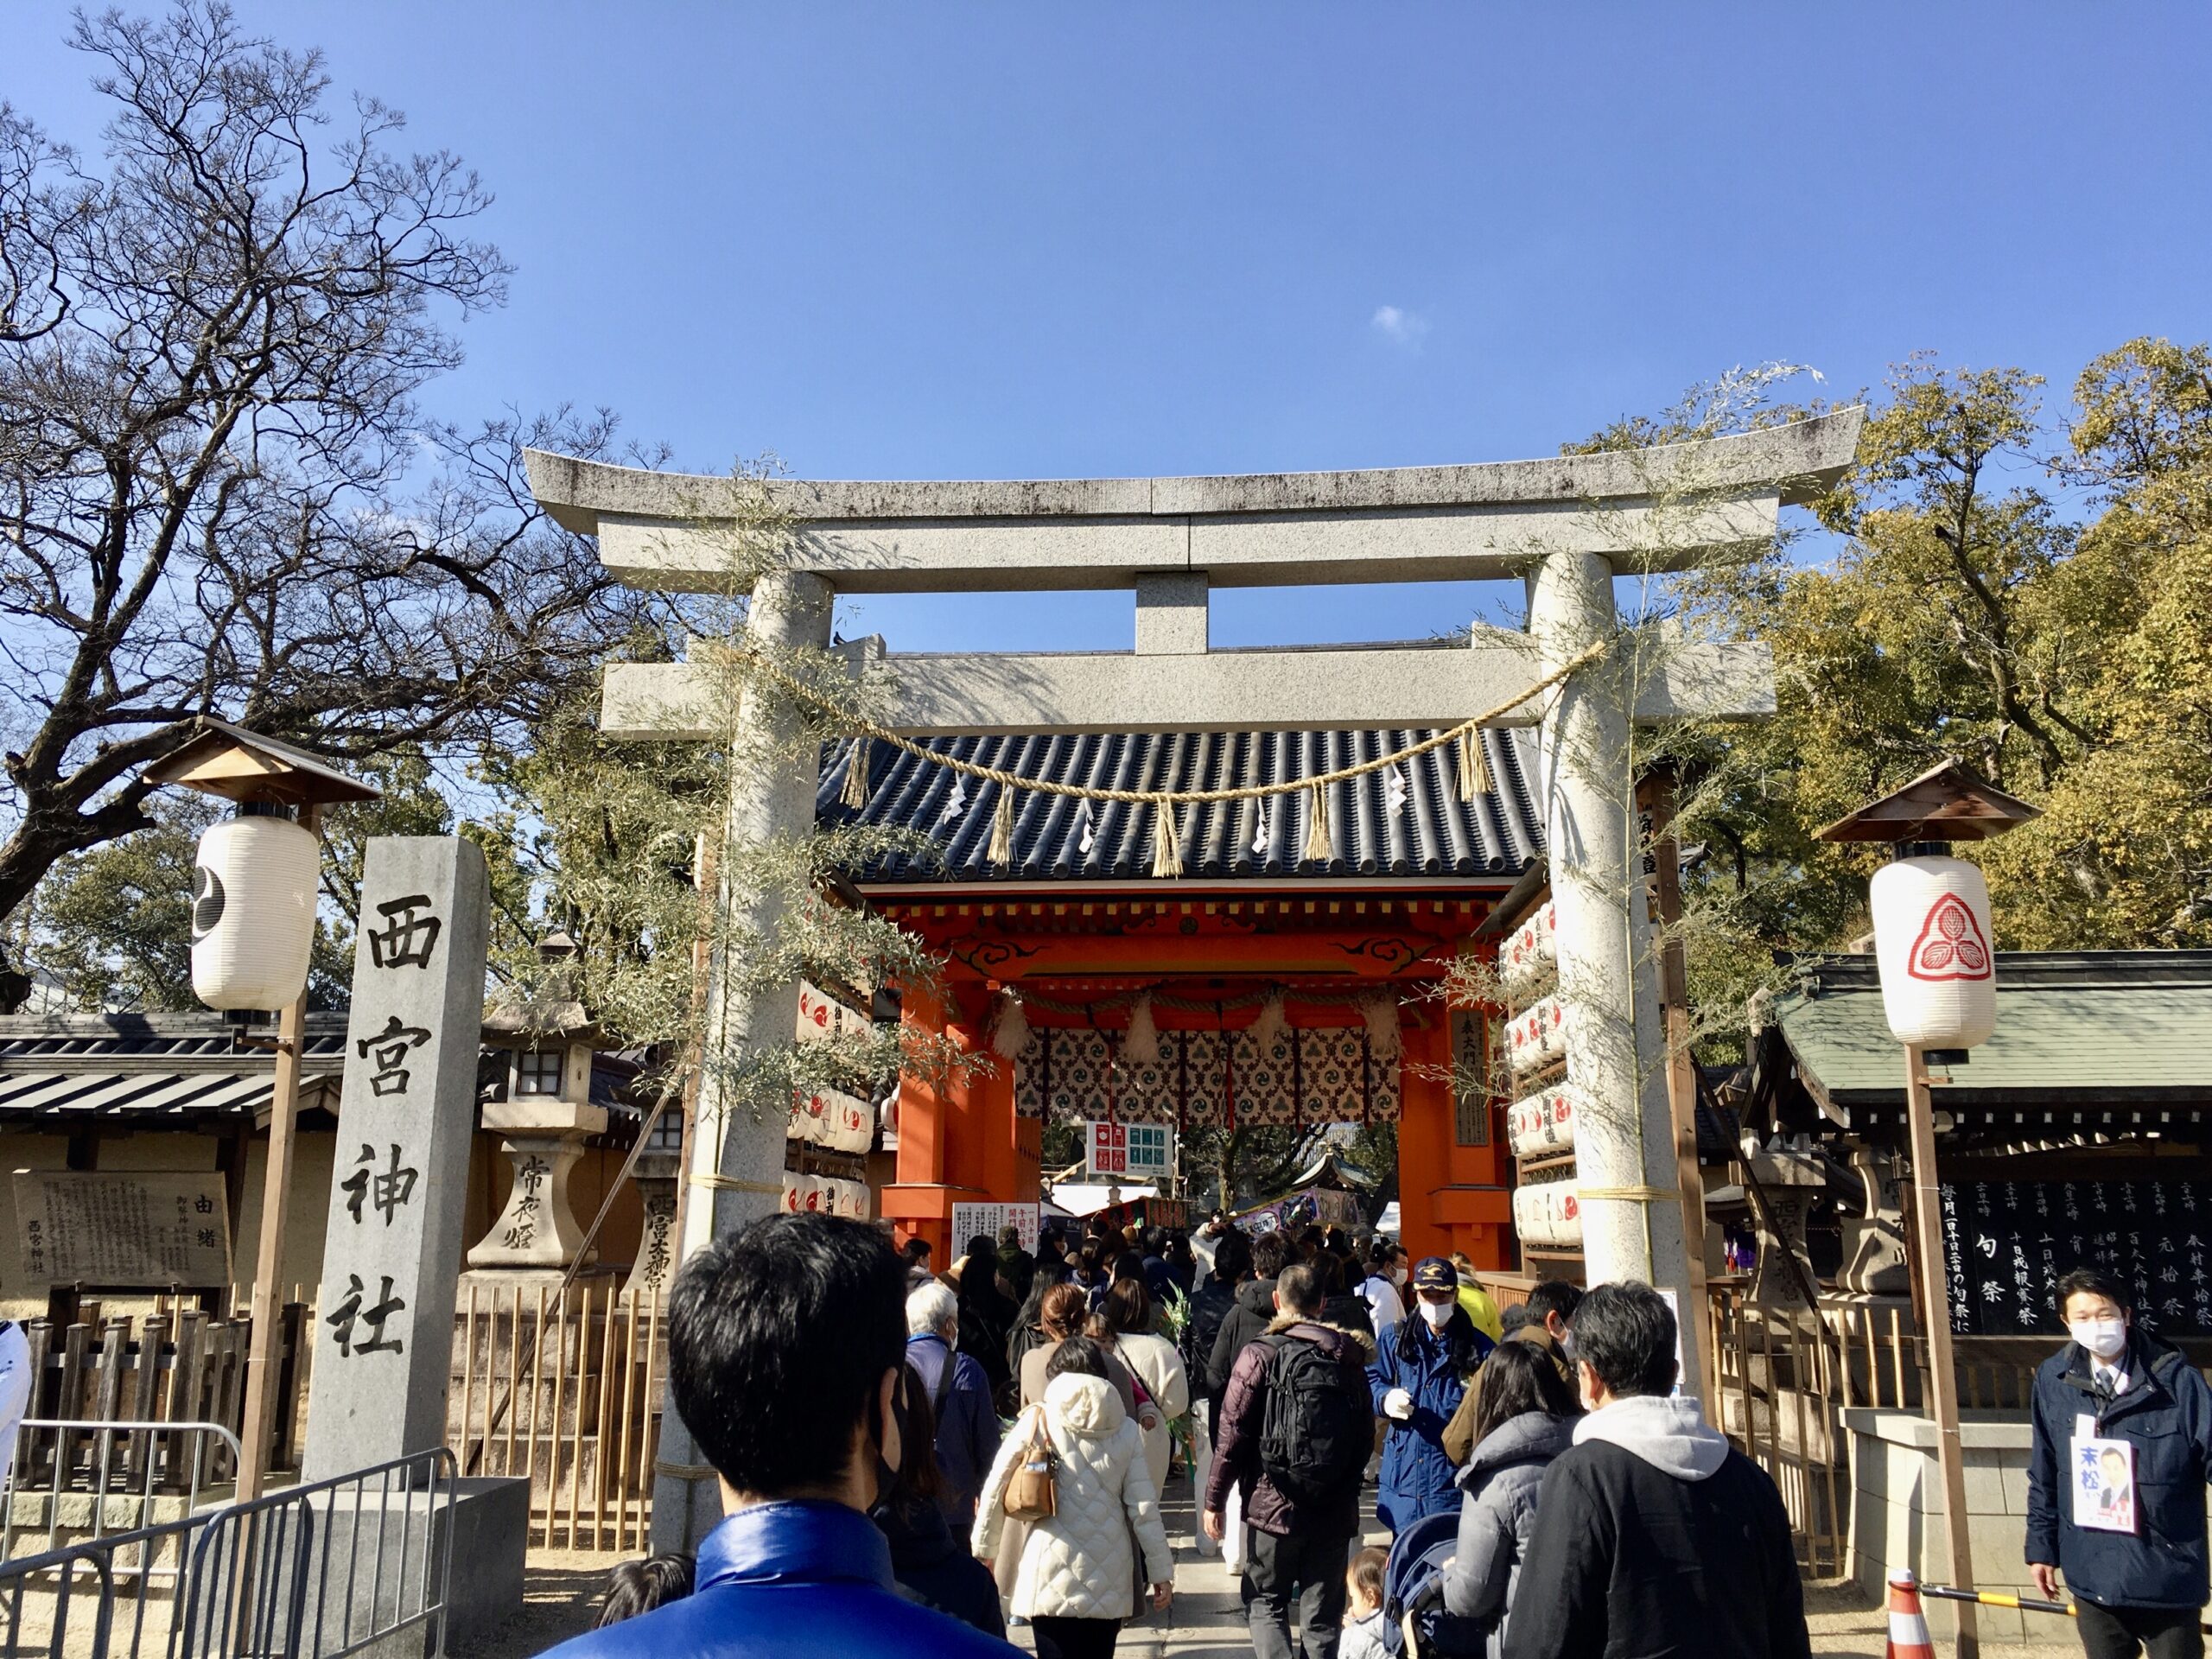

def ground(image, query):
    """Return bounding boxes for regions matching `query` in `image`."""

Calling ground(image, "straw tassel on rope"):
[988,785,1017,868]
[841,736,871,809]
[1457,727,1491,802]
[1150,797,1183,879]
[1302,782,1333,863]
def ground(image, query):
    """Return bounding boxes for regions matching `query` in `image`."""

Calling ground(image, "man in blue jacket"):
[2026,1268,2212,1659]
[1369,1255,1492,1533]
[550,1212,1017,1659]
[905,1280,1001,1530]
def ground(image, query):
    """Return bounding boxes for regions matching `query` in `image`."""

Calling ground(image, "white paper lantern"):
[1548,1183,1582,1247]
[821,1087,874,1154]
[1500,901,1559,992]
[1506,995,1567,1076]
[1512,1183,1548,1248]
[1507,1084,1582,1157]
[190,814,320,1011]
[1870,855,1998,1048]
[788,1090,827,1146]
[1511,1179,1582,1249]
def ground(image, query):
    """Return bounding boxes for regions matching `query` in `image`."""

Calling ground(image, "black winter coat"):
[1321,1291,1375,1344]
[2026,1327,2212,1610]
[872,1497,1007,1639]
[1503,1439,1807,1659]
[1208,1277,1278,1396]
[1185,1274,1243,1403]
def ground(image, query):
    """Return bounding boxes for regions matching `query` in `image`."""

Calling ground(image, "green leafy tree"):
[1639,340,2212,1058]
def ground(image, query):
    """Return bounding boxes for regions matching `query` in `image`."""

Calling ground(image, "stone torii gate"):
[525,410,1862,1548]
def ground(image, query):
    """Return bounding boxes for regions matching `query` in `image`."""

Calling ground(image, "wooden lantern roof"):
[140,718,382,807]
[1812,758,2040,844]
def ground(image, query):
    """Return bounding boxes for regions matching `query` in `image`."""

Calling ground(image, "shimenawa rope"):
[757,633,1612,811]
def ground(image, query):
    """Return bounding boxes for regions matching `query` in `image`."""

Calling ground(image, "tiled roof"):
[0,1013,644,1123]
[1773,952,2212,1116]
[818,726,1547,884]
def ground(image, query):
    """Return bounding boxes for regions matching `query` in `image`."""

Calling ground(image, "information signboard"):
[950,1201,1041,1255]
[1940,1179,2208,1336]
[1087,1120,1173,1180]
[13,1172,233,1286]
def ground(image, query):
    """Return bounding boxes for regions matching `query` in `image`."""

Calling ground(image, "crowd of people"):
[543,1207,2212,1659]
[548,1208,1835,1659]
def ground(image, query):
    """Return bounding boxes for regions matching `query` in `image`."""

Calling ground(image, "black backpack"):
[1258,1332,1369,1503]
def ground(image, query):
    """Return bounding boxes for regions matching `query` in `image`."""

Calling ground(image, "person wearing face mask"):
[1358,1243,1408,1338]
[1444,1281,1580,1466]
[550,1213,1019,1659]
[2026,1268,2212,1659]
[1369,1256,1494,1534]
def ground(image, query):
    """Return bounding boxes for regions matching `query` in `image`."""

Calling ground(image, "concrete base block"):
[440,1478,531,1651]
[219,1475,528,1658]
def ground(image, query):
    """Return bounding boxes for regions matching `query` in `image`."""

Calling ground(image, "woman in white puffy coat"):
[1093,1279,1189,1499]
[975,1337,1174,1659]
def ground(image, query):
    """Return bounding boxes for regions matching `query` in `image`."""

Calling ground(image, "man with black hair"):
[1505,1281,1806,1659]
[552,1212,1016,1659]
[1205,1261,1377,1659]
[1188,1226,1254,1431]
[1444,1279,1580,1465]
[1210,1230,1292,1397]
[2027,1267,2212,1659]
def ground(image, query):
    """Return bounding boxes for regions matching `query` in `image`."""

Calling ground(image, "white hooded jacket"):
[973,1371,1174,1620]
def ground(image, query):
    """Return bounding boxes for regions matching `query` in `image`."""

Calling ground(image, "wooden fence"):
[448,1282,668,1553]
[1707,1289,1847,1575]
[8,1305,308,1489]
[1705,1291,2200,1577]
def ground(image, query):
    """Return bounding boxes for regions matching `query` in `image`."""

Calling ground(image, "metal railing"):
[0,1446,458,1659]
[0,1512,207,1658]
[3,1419,244,1562]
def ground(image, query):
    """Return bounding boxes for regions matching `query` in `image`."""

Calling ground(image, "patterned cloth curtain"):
[1012,1025,1399,1126]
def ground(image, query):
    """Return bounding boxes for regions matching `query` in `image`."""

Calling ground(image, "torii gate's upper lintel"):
[524,409,1864,594]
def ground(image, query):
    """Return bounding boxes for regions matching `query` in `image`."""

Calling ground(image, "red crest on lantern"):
[1906,893,1992,982]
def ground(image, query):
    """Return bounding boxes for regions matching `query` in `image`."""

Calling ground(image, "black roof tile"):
[818,727,1547,884]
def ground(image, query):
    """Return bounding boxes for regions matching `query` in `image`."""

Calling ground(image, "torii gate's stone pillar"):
[655,569,834,1552]
[1529,550,1707,1402]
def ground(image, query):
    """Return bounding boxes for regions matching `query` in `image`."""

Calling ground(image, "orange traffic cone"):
[1887,1572,1936,1659]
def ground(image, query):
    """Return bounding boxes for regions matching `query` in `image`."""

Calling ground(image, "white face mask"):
[1418,1297,1454,1330]
[2069,1318,2127,1362]
[1389,1266,1408,1287]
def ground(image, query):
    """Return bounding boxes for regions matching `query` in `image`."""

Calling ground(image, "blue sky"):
[14,4,2212,652]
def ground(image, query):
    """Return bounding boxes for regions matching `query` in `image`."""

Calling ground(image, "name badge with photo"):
[2071,1433,2137,1535]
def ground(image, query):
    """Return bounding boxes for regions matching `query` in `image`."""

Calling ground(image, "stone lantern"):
[467,963,609,1281]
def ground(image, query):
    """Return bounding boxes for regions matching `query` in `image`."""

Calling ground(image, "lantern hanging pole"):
[1903,1039,1979,1659]
[236,798,319,1503]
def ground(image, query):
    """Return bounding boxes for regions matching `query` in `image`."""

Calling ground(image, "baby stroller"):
[1379,1511,1488,1658]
